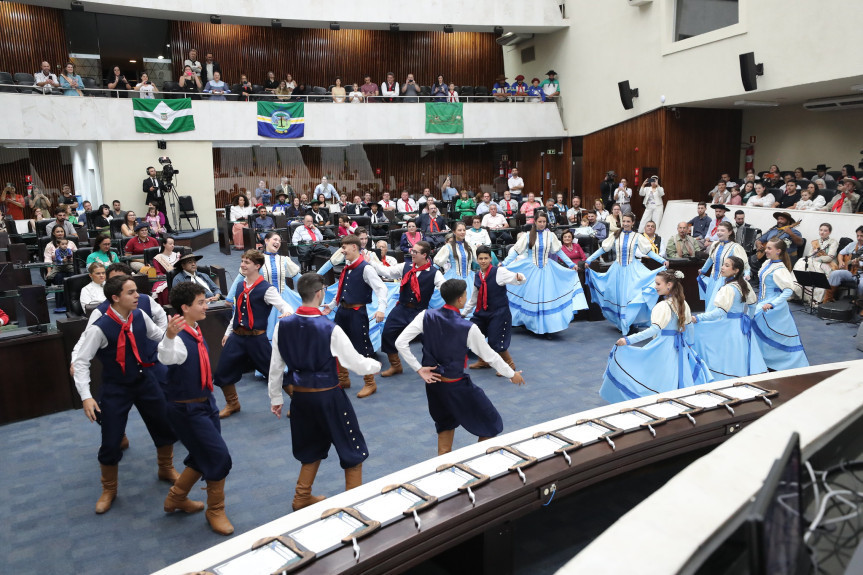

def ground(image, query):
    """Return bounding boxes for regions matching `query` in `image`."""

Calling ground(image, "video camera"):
[158,156,179,182]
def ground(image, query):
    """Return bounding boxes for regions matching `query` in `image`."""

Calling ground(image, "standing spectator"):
[401,73,419,102]
[638,176,664,232]
[526,77,545,103]
[59,62,83,96]
[263,71,279,94]
[431,75,447,102]
[134,73,159,98]
[33,61,59,94]
[381,72,399,103]
[331,77,346,103]
[59,183,79,210]
[600,170,617,211]
[254,180,271,205]
[348,83,363,103]
[441,177,459,202]
[510,75,528,101]
[446,83,459,102]
[508,167,525,201]
[178,65,202,97]
[275,176,295,201]
[360,75,379,102]
[1,184,25,220]
[614,177,633,215]
[492,75,510,102]
[107,66,132,97]
[184,49,202,77]
[201,52,221,85]
[203,71,230,101]
[314,177,338,204]
[540,70,560,101]
[28,185,52,212]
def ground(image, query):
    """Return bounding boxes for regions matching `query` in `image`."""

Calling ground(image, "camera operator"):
[600,170,617,212]
[143,166,167,214]
[107,66,132,98]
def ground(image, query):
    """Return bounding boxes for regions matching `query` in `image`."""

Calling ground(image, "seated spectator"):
[110,200,125,221]
[588,211,607,240]
[33,60,59,94]
[705,204,731,243]
[255,180,271,205]
[376,240,397,267]
[417,201,448,241]
[571,214,596,239]
[43,225,77,262]
[709,180,731,204]
[542,198,562,227]
[608,204,623,235]
[80,261,107,307]
[510,75,529,101]
[59,62,83,96]
[475,192,494,216]
[336,193,349,212]
[540,70,560,101]
[666,222,702,259]
[145,205,166,236]
[361,75,379,102]
[446,82,459,102]
[727,184,743,205]
[238,74,254,100]
[593,198,609,222]
[566,196,586,224]
[793,186,825,211]
[378,191,396,211]
[263,71,279,93]
[401,73,419,102]
[203,71,230,100]
[337,215,357,237]
[519,192,542,225]
[382,72,399,103]
[291,83,309,101]
[331,77,346,103]
[274,80,292,101]
[643,221,661,254]
[707,174,732,199]
[45,236,74,312]
[46,206,78,238]
[465,215,491,250]
[774,181,801,209]
[150,237,180,304]
[417,188,437,210]
[178,65,202,97]
[526,77,545,103]
[823,178,861,213]
[397,190,418,218]
[399,221,423,254]
[348,83,364,103]
[688,202,710,240]
[120,210,138,238]
[746,182,775,207]
[28,207,45,231]
[285,196,304,219]
[230,195,253,249]
[740,181,757,203]
[1,184,25,220]
[555,230,586,268]
[345,196,365,216]
[252,205,275,242]
[171,253,222,301]
[285,74,297,91]
[134,72,162,98]
[272,192,290,215]
[455,189,476,219]
[432,75,447,102]
[498,190,518,218]
[493,75,510,102]
[368,203,389,236]
[291,214,331,270]
[481,203,511,244]
[124,223,159,271]
[86,234,120,266]
[107,66,132,97]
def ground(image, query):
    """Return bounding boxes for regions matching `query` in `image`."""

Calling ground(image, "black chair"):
[143,246,160,266]
[178,196,200,230]
[162,81,182,97]
[350,216,371,230]
[35,218,55,238]
[109,218,126,239]
[63,273,92,318]
[420,85,431,98]
[389,227,405,250]
[82,77,105,97]
[14,72,35,87]
[460,86,475,101]
[474,86,489,102]
[311,86,328,102]
[73,247,93,274]
[0,71,17,93]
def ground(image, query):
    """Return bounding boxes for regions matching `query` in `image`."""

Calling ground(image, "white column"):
[71,143,102,207]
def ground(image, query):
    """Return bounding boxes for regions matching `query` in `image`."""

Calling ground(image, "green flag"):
[133,99,195,133]
[425,103,464,134]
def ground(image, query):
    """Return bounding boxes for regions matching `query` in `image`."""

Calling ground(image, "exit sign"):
[546,149,557,155]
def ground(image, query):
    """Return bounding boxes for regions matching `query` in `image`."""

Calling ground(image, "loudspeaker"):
[739,52,763,92]
[16,285,49,327]
[618,81,639,110]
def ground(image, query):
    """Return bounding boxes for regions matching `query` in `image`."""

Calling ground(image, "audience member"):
[417,188,436,210]
[59,62,83,96]
[368,203,389,235]
[252,205,275,242]
[397,190,417,217]
[134,73,159,98]
[120,210,138,238]
[348,83,363,103]
[824,178,860,213]
[314,177,338,204]
[446,82,459,102]
[588,211,607,241]
[508,168,525,201]
[86,234,119,266]
[709,180,731,204]
[813,163,834,183]
[441,177,459,202]
[481,203,511,244]
[274,80,292,100]
[746,182,775,207]
[401,73,419,102]
[80,262,107,307]
[203,71,230,100]
[376,240,397,266]
[110,200,125,221]
[432,75,447,102]
[184,49,202,76]
[774,180,801,209]
[614,177,633,214]
[688,202,711,240]
[793,186,825,211]
[707,173,732,200]
[43,224,77,262]
[666,222,701,259]
[642,221,661,254]
[124,223,160,271]
[378,192,396,211]
[417,202,448,243]
[382,72,399,102]
[399,221,422,254]
[361,75,379,101]
[566,196,586,224]
[238,74,253,99]
[179,65,202,97]
[263,71,279,93]
[540,70,560,101]
[542,198,562,227]
[337,215,357,237]
[285,197,304,219]
[593,198,609,222]
[201,52,221,85]
[498,190,518,218]
[519,192,542,226]
[638,176,664,232]
[556,229,586,268]
[171,253,222,301]
[510,75,528,101]
[107,66,132,96]
[331,77,346,103]
[465,215,492,250]
[46,206,78,238]
[230,195,252,249]
[145,205,166,236]
[526,77,545,103]
[740,181,756,203]
[28,185,52,212]
[1,184,25,219]
[493,75,510,102]
[33,61,59,94]
[705,204,731,243]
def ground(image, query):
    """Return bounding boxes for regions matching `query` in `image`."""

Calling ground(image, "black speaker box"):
[739,52,763,92]
[618,80,638,110]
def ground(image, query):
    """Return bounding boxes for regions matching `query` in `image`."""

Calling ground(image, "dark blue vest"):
[277,314,338,388]
[421,307,473,379]
[94,309,157,384]
[97,293,152,318]
[232,278,272,331]
[338,261,373,304]
[473,266,508,315]
[398,262,437,309]
[164,329,213,401]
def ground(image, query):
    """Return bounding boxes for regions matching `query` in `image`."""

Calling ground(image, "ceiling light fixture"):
[210,15,221,24]
[330,22,340,31]
[444,24,454,33]
[271,19,282,28]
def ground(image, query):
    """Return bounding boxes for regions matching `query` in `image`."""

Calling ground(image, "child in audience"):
[348,83,364,103]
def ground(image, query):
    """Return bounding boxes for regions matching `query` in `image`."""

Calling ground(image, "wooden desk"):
[644,257,707,312]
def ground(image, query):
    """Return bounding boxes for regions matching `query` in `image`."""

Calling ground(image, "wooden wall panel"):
[0,148,74,219]
[170,23,504,89]
[0,3,68,76]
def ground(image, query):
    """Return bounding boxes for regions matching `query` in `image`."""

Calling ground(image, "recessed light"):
[129,60,137,63]
[157,55,164,60]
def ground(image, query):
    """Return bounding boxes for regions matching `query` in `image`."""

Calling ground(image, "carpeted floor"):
[1,242,860,575]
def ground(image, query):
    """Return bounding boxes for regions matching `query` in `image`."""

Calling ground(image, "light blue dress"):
[585,231,666,333]
[691,281,768,380]
[434,240,476,301]
[501,229,587,334]
[751,261,809,371]
[697,240,749,310]
[600,299,713,403]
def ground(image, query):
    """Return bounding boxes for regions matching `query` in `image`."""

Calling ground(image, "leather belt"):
[340,302,366,309]
[439,376,463,383]
[292,384,341,393]
[233,327,266,336]
[173,396,207,403]
[400,302,420,309]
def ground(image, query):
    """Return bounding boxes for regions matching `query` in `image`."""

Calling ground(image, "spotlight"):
[70,1,84,11]
[494,26,503,36]
[271,19,282,28]
[390,23,400,32]
[210,14,221,24]
[443,24,454,34]
[330,22,340,31]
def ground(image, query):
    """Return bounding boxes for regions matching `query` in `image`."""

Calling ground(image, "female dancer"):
[752,238,809,370]
[501,213,587,334]
[697,221,749,309]
[600,270,712,403]
[434,222,477,300]
[792,223,838,303]
[691,256,767,380]
[584,213,668,334]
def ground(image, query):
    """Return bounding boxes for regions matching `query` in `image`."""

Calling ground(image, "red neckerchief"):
[430,217,440,233]
[105,306,153,374]
[710,220,719,235]
[182,324,212,392]
[406,232,421,245]
[404,199,413,211]
[505,201,512,216]
[382,258,391,267]
[401,262,431,300]
[236,275,264,328]
[477,266,493,311]
[296,306,323,316]
[382,200,392,209]
[442,304,461,314]
[335,255,365,304]
[833,192,846,212]
[304,224,317,239]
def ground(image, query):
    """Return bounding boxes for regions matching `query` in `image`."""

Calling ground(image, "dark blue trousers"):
[381,304,422,354]
[471,309,513,352]
[289,388,368,469]
[214,333,272,387]
[97,372,176,465]
[334,305,374,357]
[425,374,503,438]
[166,396,232,481]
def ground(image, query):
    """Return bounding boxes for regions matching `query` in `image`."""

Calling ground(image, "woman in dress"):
[434,222,477,300]
[584,213,668,334]
[399,220,423,254]
[691,256,767,380]
[151,237,180,305]
[791,223,838,303]
[600,270,712,403]
[752,238,809,370]
[120,210,138,238]
[501,213,587,334]
[86,233,120,266]
[331,77,346,103]
[230,195,253,249]
[554,229,586,268]
[697,221,749,309]
[455,189,476,220]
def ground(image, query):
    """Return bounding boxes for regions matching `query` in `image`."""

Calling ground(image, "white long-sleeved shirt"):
[71,307,164,401]
[79,282,106,307]
[224,280,294,338]
[291,225,323,243]
[395,311,515,378]
[374,261,446,289]
[462,267,526,317]
[325,257,389,313]
[267,314,381,405]
[157,329,196,366]
[85,295,167,331]
[397,198,417,213]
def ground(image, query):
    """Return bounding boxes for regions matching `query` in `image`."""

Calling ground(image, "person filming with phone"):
[178,65,202,99]
[134,73,159,99]
[107,66,132,98]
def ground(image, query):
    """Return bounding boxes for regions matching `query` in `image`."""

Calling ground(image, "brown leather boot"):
[292,461,326,511]
[437,429,455,456]
[496,350,517,377]
[380,353,402,377]
[338,366,351,389]
[164,467,205,513]
[469,358,490,369]
[345,464,363,491]
[357,374,377,398]
[95,464,118,514]
[120,434,129,450]
[822,286,837,303]
[205,479,234,535]
[156,444,180,484]
[478,436,492,443]
[218,384,241,419]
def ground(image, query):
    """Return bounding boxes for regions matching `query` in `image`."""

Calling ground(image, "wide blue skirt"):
[752,302,809,371]
[587,261,660,334]
[691,313,768,380]
[697,274,724,311]
[600,329,713,403]
[504,258,585,334]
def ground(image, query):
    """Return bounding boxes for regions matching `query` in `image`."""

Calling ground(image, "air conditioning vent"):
[496,33,534,46]
[803,95,863,111]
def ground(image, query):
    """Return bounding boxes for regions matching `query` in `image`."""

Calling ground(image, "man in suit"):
[200,53,222,86]
[416,201,448,247]
[143,167,167,214]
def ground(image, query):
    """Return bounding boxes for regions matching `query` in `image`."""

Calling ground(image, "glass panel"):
[675,0,739,42]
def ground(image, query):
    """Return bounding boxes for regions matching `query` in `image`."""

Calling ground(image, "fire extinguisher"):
[744,146,754,172]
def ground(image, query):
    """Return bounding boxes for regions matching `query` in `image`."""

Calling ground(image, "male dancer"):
[158,283,234,535]
[322,235,388,397]
[71,275,178,513]
[462,245,526,375]
[317,227,381,274]
[373,241,445,377]
[396,279,525,455]
[216,250,293,418]
[269,273,381,510]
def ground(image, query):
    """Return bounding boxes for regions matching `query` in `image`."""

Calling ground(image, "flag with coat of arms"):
[132,99,195,133]
[257,102,305,138]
